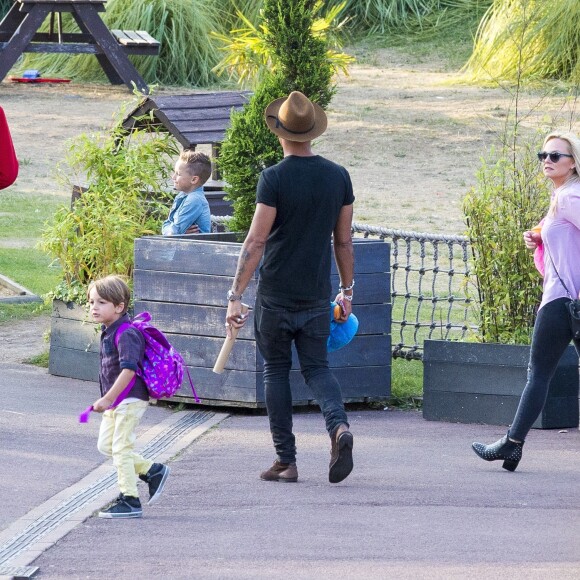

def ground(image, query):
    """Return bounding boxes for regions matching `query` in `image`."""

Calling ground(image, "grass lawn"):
[0,192,62,237]
[0,192,63,323]
[391,358,423,407]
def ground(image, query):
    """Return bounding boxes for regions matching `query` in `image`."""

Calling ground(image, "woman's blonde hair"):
[87,275,131,313]
[543,131,580,215]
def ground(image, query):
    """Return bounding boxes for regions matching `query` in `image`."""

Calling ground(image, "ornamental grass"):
[463,0,580,84]
[0,0,11,19]
[18,0,225,87]
[325,0,491,35]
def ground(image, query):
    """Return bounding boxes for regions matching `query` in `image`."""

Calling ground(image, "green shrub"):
[218,78,282,235]
[39,111,179,303]
[263,1,335,107]
[464,140,548,344]
[219,0,338,234]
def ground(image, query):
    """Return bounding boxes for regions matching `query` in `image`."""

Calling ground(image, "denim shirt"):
[99,314,148,401]
[161,187,211,235]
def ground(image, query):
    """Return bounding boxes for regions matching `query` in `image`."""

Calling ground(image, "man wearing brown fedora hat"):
[225,90,355,484]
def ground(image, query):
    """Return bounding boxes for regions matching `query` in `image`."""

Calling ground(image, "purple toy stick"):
[79,405,93,423]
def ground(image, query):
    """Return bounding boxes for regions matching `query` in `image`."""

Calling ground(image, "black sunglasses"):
[537,151,574,163]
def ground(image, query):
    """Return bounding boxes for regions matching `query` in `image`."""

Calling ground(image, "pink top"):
[540,180,580,310]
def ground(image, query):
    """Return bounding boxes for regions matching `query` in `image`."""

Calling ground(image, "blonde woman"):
[472,131,580,471]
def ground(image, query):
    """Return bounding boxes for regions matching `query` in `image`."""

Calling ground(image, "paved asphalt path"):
[0,363,174,532]
[2,362,580,579]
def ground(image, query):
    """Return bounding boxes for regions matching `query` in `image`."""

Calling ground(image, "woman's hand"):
[523,230,541,250]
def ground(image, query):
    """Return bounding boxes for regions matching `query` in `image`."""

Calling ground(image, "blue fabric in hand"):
[328,301,359,352]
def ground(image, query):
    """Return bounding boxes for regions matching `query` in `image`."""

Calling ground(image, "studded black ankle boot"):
[471,434,524,472]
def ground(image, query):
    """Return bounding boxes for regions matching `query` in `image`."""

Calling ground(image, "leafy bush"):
[219,0,338,234]
[464,139,548,344]
[40,113,178,303]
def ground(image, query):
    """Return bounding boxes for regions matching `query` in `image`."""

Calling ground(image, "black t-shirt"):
[256,155,354,303]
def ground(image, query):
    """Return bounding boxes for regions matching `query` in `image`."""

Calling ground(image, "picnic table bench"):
[0,0,159,93]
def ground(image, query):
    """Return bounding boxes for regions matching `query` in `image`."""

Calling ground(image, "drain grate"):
[0,410,213,567]
[0,563,39,578]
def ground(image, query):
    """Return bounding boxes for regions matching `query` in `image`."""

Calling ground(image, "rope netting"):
[211,216,479,360]
[351,223,477,360]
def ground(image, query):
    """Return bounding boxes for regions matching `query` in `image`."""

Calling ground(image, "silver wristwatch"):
[227,290,243,301]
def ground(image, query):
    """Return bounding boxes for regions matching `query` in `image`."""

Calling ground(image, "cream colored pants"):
[97,400,153,497]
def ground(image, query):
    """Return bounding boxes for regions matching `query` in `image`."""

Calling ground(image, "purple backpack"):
[113,311,199,404]
[79,312,199,423]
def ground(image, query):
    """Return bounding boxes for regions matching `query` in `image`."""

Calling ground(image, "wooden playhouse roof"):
[121,91,250,148]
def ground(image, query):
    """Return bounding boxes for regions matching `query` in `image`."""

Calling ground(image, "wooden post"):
[74,3,150,93]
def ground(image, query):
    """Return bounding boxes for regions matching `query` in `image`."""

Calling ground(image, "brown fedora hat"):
[265,91,327,142]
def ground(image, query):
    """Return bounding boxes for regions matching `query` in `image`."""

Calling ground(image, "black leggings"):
[510,298,580,441]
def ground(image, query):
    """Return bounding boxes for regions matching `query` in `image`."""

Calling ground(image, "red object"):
[10,77,71,83]
[0,106,18,190]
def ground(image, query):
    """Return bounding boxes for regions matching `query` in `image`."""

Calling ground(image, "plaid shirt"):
[99,314,149,401]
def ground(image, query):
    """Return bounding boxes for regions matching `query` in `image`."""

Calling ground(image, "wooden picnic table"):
[0,0,160,93]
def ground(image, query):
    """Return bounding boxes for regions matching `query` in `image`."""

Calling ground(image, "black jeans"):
[254,292,349,464]
[510,297,580,441]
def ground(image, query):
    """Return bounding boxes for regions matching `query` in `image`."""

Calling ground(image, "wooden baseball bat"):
[212,303,249,374]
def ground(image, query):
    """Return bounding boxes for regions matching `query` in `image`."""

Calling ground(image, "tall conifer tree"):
[219,0,335,234]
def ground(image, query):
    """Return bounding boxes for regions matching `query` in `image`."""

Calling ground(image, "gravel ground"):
[0,314,50,363]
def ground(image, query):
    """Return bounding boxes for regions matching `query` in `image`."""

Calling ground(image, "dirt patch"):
[0,238,38,249]
[318,48,578,234]
[0,315,50,363]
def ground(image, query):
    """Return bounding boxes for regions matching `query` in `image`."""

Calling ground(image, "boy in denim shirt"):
[162,150,212,235]
[88,275,170,518]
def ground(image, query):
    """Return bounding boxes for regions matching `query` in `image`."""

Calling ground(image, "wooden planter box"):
[133,234,391,408]
[49,299,100,382]
[423,339,580,429]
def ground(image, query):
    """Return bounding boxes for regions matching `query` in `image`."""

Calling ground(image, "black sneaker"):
[139,463,170,505]
[98,494,142,519]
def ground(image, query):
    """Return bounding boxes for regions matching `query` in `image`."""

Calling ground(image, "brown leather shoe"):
[260,460,298,482]
[329,424,353,483]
